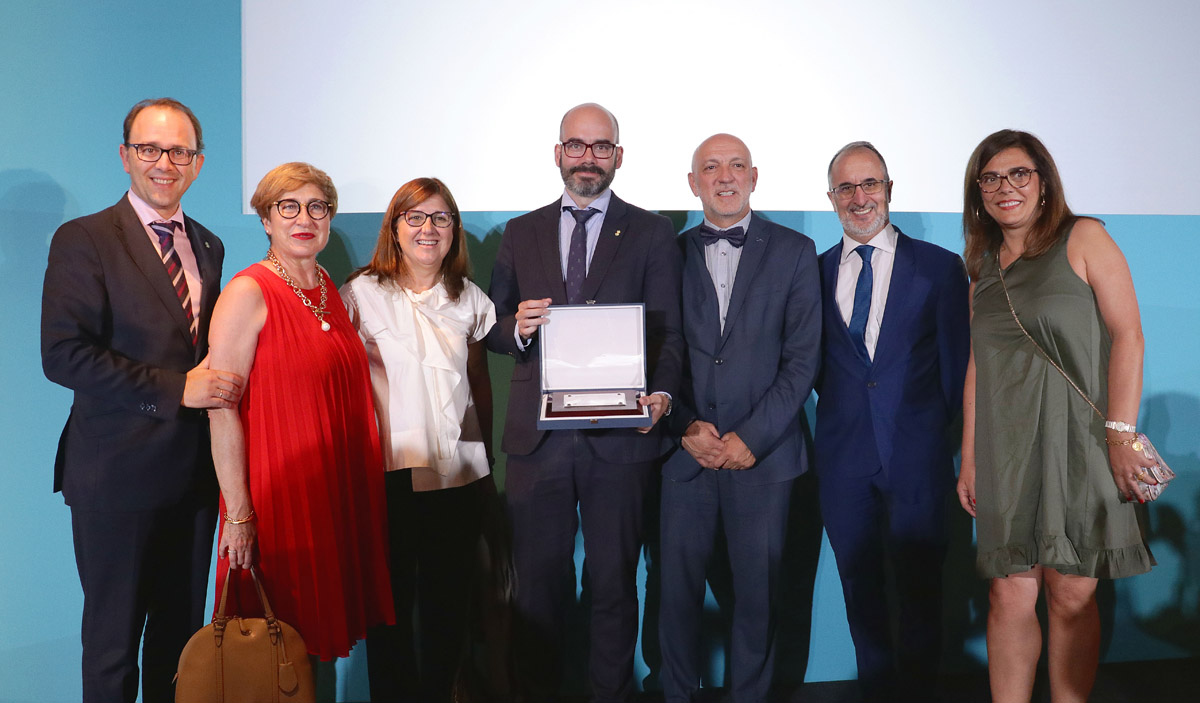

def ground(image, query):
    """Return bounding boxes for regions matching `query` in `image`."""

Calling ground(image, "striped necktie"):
[151,221,197,344]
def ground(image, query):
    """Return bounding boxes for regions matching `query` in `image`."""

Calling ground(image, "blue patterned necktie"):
[151,220,197,344]
[848,244,875,362]
[564,207,599,304]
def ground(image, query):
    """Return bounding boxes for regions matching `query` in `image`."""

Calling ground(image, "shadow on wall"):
[0,168,71,306]
[1132,392,1200,654]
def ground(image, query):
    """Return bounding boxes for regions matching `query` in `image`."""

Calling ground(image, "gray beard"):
[562,165,615,199]
[839,208,888,240]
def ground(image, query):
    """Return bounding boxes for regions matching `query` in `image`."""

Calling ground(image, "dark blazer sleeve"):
[41,216,186,417]
[730,233,821,458]
[485,215,528,360]
[937,254,970,420]
[640,212,683,399]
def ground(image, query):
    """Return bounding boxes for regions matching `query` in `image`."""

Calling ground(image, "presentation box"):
[538,304,651,430]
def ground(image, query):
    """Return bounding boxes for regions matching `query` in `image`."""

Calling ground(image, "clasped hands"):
[682,420,756,470]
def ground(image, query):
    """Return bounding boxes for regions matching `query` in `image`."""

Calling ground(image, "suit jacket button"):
[866,381,877,389]
[714,358,724,365]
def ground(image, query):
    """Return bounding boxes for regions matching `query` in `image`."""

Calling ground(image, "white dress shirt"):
[835,223,897,360]
[342,276,496,492]
[701,211,752,334]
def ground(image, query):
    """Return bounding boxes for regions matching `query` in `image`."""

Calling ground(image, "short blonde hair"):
[249,162,338,221]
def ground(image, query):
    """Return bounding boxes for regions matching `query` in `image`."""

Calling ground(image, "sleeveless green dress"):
[971,222,1152,579]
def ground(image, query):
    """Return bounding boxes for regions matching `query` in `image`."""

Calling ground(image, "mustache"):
[569,164,605,176]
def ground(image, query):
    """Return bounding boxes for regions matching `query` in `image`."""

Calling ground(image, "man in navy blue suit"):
[41,98,242,703]
[659,134,821,703]
[815,142,970,702]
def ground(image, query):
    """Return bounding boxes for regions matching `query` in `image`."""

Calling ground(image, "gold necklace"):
[266,249,330,331]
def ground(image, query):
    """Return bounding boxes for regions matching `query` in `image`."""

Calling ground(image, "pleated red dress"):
[214,263,395,660]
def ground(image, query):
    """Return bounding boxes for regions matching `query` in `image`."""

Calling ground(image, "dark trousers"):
[71,495,216,703]
[659,470,793,703]
[367,470,486,703]
[818,466,948,703]
[506,430,655,703]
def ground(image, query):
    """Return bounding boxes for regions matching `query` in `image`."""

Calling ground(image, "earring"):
[1040,192,1046,207]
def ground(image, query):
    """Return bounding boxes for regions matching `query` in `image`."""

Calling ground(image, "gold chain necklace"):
[266,249,330,331]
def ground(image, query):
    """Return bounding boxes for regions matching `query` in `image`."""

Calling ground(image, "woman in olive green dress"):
[956,130,1157,703]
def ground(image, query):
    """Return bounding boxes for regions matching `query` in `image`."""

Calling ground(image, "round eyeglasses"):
[978,168,1038,193]
[125,143,200,166]
[829,179,888,201]
[401,210,454,228]
[273,199,331,220]
[559,140,618,159]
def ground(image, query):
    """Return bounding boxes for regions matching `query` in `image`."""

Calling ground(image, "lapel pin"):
[614,230,622,237]
[204,242,210,248]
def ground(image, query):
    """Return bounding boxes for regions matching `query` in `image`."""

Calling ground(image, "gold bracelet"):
[1105,435,1142,448]
[224,509,256,525]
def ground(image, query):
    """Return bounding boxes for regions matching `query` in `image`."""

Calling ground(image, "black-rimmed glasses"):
[560,140,618,159]
[978,168,1038,193]
[829,179,888,200]
[125,143,200,166]
[274,199,331,220]
[402,210,454,228]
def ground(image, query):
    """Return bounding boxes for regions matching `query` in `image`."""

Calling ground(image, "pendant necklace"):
[266,249,330,331]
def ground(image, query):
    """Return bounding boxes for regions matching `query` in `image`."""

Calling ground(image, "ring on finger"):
[1136,470,1147,481]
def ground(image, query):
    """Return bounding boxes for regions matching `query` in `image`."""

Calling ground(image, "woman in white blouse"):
[342,177,495,702]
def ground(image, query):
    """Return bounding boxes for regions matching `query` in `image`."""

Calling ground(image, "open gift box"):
[537,303,651,430]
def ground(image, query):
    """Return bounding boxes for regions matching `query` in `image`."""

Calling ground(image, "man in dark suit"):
[41,98,242,703]
[659,134,821,703]
[814,142,970,702]
[486,102,682,702]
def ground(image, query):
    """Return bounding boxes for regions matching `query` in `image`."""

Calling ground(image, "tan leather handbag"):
[175,566,314,703]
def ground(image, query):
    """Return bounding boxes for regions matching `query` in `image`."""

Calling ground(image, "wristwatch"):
[1104,420,1136,433]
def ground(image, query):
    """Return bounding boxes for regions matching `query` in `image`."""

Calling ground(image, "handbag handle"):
[995,258,1105,422]
[214,565,279,623]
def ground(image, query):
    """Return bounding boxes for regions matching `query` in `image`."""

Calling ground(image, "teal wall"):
[2,2,1198,702]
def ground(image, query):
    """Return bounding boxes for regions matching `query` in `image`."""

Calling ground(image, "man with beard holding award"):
[486,103,683,702]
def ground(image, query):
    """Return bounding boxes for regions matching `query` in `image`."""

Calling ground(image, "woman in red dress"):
[207,162,394,661]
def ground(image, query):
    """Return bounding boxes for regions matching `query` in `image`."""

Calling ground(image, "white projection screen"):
[243,0,1200,215]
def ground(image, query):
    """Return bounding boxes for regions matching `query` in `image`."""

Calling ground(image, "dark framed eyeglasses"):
[125,143,200,166]
[829,179,888,200]
[273,199,331,220]
[402,210,454,228]
[978,168,1038,193]
[559,140,618,159]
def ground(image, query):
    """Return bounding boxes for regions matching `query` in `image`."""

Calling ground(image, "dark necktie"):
[565,207,599,304]
[698,224,746,248]
[151,220,197,344]
[848,244,875,362]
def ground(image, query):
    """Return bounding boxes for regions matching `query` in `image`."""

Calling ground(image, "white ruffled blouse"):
[342,275,496,491]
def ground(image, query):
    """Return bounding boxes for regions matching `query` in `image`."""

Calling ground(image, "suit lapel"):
[872,228,915,364]
[579,195,628,303]
[535,202,568,303]
[718,215,770,348]
[683,228,720,346]
[114,197,195,347]
[185,215,218,358]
